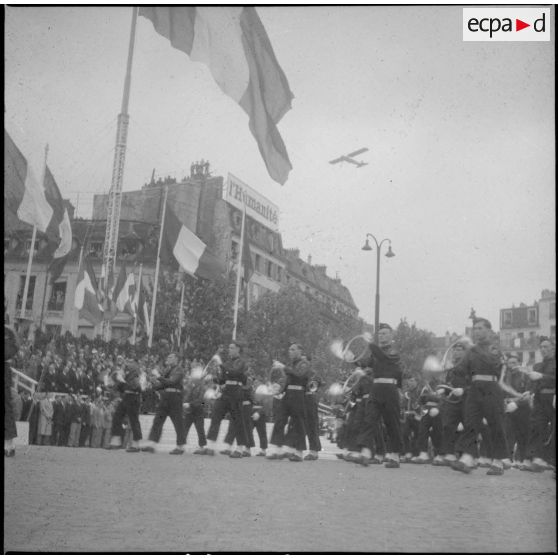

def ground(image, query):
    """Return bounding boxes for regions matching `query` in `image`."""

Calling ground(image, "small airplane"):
[329,147,369,167]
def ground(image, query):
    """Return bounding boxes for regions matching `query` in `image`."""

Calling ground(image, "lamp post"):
[361,234,395,342]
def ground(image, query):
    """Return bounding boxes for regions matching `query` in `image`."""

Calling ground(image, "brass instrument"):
[307,379,319,393]
[342,367,365,393]
[330,332,373,364]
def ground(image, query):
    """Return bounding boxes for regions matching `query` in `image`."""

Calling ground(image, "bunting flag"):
[132,277,151,335]
[114,267,136,313]
[160,202,225,280]
[74,257,103,325]
[139,6,294,185]
[99,264,117,321]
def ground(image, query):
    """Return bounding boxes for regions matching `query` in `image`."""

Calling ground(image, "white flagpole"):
[232,203,246,341]
[148,185,169,348]
[132,263,142,345]
[20,144,49,323]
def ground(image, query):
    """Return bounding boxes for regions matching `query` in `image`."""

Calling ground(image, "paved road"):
[5,419,556,553]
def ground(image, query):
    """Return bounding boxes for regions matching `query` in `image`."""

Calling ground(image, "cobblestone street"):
[4,419,556,553]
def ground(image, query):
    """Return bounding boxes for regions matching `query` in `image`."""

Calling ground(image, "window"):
[231,240,239,261]
[24,239,40,256]
[48,282,67,311]
[88,241,103,258]
[266,261,273,278]
[528,308,537,325]
[550,302,556,319]
[528,351,536,364]
[255,254,261,272]
[277,267,282,282]
[16,275,36,310]
[503,310,512,326]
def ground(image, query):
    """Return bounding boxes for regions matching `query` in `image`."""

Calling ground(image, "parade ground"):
[4,418,556,554]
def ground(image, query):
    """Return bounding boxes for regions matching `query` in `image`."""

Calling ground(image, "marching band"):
[5,320,556,475]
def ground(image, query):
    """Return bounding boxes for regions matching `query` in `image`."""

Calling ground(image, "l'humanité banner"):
[224,173,279,232]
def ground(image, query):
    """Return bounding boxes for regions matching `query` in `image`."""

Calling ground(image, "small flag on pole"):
[139,7,294,185]
[160,202,225,280]
[74,257,103,325]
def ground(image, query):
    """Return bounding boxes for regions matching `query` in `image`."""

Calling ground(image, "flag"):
[139,7,293,185]
[160,202,225,280]
[99,264,117,321]
[4,129,54,232]
[114,267,136,313]
[132,277,151,335]
[74,257,103,325]
[240,206,254,284]
[43,165,73,282]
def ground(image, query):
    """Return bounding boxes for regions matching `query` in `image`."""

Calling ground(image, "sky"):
[4,5,555,337]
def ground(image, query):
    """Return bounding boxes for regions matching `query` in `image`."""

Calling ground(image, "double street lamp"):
[361,234,395,342]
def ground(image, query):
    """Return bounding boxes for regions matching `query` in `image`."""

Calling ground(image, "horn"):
[342,367,365,393]
[308,379,319,393]
[440,336,473,368]
[329,333,372,364]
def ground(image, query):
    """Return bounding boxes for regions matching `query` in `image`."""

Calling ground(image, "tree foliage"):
[393,319,436,380]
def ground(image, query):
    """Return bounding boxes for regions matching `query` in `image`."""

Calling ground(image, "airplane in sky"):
[329,147,369,167]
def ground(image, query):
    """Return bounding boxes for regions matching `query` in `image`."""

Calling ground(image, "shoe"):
[451,460,473,474]
[369,458,382,465]
[384,459,400,468]
[527,462,545,473]
[242,451,251,457]
[126,447,140,453]
[204,448,215,456]
[229,451,243,458]
[108,445,124,450]
[304,454,318,461]
[354,455,369,467]
[486,465,504,476]
[344,454,357,463]
[502,461,512,470]
[219,449,231,456]
[279,452,293,460]
[193,448,206,455]
[289,454,303,462]
[141,446,155,453]
[431,458,447,467]
[266,453,282,460]
[335,453,346,460]
[169,448,185,455]
[256,450,266,457]
[477,461,491,468]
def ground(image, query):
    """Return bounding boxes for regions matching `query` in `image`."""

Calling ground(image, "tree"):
[393,319,436,380]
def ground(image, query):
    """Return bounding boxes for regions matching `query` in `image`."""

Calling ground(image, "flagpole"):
[148,185,169,348]
[177,279,186,350]
[232,204,246,341]
[132,263,142,345]
[20,144,49,329]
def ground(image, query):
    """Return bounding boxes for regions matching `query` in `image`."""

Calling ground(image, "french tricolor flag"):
[160,203,225,280]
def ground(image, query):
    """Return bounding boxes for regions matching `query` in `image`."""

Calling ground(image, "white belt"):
[540,388,555,394]
[355,398,362,402]
[362,394,370,399]
[472,375,496,382]
[242,400,251,406]
[373,378,396,385]
[287,385,304,390]
[225,381,242,386]
[164,388,182,393]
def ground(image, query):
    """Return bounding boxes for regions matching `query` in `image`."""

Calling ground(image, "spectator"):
[38,393,54,445]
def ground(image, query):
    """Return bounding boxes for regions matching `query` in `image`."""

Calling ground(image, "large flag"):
[99,263,117,321]
[160,202,225,280]
[4,129,53,232]
[240,206,254,284]
[139,7,293,185]
[74,257,103,325]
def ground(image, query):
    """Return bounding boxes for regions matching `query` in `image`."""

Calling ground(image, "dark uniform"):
[355,370,385,461]
[206,355,248,450]
[527,354,556,466]
[146,361,186,449]
[414,381,443,462]
[440,361,468,458]
[5,326,19,455]
[302,376,323,458]
[360,341,403,465]
[224,383,254,454]
[110,361,143,450]
[269,357,311,456]
[183,377,207,450]
[502,366,531,464]
[401,386,421,460]
[454,343,508,464]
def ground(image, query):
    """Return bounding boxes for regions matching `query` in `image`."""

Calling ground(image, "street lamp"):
[361,234,395,342]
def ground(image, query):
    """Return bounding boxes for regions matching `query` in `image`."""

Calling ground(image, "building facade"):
[498,289,556,364]
[4,165,360,339]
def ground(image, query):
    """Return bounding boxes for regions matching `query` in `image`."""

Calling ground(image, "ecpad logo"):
[463,8,550,41]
